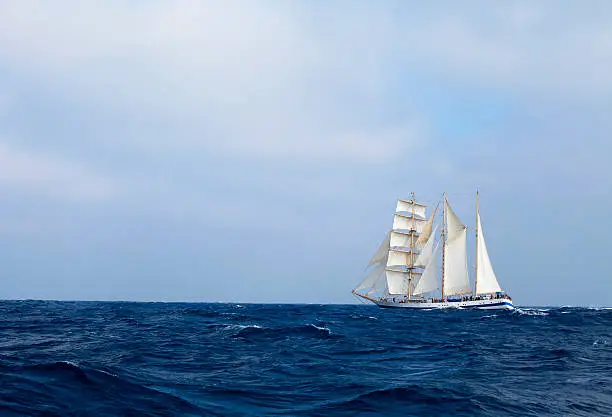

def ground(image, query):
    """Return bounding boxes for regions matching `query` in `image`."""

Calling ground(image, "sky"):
[0,1,611,305]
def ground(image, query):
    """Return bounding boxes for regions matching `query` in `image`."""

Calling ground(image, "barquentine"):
[352,192,513,309]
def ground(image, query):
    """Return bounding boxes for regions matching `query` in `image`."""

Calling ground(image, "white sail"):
[387,250,410,269]
[416,204,438,246]
[393,214,426,233]
[476,211,502,294]
[413,224,439,268]
[355,261,387,292]
[386,270,409,294]
[413,241,441,295]
[367,231,390,267]
[396,199,426,219]
[390,231,411,248]
[444,199,471,296]
[368,270,388,295]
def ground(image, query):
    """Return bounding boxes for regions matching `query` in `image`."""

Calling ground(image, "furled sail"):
[443,198,471,296]
[413,224,439,268]
[475,211,502,294]
[413,241,441,295]
[367,231,390,267]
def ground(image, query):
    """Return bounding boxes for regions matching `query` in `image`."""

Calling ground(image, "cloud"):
[0,1,609,208]
[0,2,609,174]
[0,1,611,303]
[0,141,114,202]
[367,2,612,98]
[0,1,425,163]
[3,2,612,96]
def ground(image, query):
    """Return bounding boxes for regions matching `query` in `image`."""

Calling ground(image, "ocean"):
[0,301,610,416]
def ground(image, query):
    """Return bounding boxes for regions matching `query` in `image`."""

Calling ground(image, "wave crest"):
[232,323,332,340]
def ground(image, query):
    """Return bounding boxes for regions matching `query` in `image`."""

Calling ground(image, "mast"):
[474,190,479,297]
[441,192,446,300]
[473,193,503,295]
[408,191,415,300]
[386,196,428,297]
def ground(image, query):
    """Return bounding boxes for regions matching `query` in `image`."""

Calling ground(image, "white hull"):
[373,298,514,310]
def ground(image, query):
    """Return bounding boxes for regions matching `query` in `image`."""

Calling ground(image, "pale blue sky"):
[0,1,611,305]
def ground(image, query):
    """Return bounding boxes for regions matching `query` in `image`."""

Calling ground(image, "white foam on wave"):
[96,368,119,377]
[216,324,264,333]
[232,324,263,330]
[593,339,608,347]
[308,324,331,334]
[58,361,118,377]
[515,308,549,316]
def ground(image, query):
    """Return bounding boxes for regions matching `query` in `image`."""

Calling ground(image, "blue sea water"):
[0,302,611,416]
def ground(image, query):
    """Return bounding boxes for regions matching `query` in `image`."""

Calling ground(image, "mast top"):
[397,198,426,207]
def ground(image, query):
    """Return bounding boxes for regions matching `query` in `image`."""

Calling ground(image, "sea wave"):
[2,301,612,416]
[0,361,209,416]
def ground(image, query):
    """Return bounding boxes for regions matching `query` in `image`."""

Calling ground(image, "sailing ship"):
[352,192,513,310]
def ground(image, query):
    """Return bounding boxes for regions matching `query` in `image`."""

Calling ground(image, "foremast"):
[409,192,416,300]
[354,193,432,300]
[386,193,427,298]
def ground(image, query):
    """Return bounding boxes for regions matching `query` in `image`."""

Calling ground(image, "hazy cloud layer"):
[0,1,611,304]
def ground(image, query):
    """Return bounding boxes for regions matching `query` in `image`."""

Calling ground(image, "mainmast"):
[474,190,479,297]
[441,192,446,300]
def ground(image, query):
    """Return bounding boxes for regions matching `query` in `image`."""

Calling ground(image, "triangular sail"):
[368,271,389,295]
[367,231,390,268]
[476,211,502,294]
[414,224,438,268]
[355,261,387,293]
[413,241,441,295]
[444,198,471,296]
[416,204,438,247]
